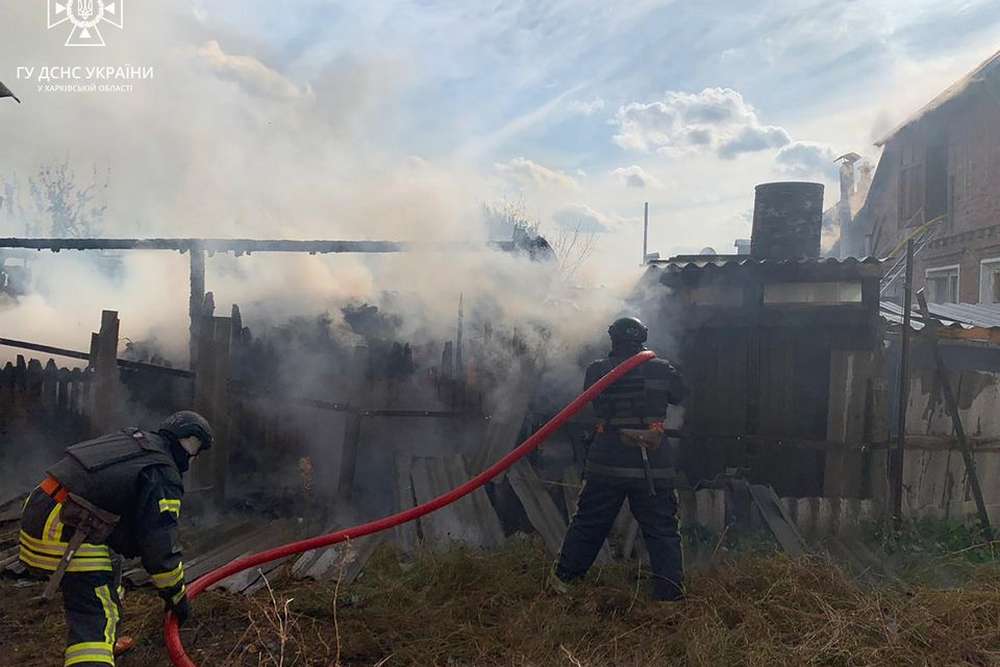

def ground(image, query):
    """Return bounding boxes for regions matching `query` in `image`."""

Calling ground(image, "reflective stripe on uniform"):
[18,544,114,572]
[171,584,187,605]
[151,562,185,589]
[43,503,64,543]
[19,531,110,558]
[19,528,113,573]
[64,641,114,666]
[158,498,181,517]
[95,584,119,646]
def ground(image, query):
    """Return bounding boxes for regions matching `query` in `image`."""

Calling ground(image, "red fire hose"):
[165,350,655,666]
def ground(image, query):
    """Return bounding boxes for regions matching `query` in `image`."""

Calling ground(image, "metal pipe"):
[642,202,649,264]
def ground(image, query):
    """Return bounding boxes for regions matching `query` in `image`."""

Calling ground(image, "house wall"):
[872,341,1000,521]
[869,93,1000,303]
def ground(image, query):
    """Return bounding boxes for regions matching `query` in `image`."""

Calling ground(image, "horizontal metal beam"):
[0,238,409,254]
[0,337,195,378]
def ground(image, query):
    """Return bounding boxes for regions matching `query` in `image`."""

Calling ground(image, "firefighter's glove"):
[167,596,192,627]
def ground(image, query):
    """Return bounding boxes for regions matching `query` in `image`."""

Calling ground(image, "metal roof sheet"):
[654,256,883,272]
[880,300,1000,331]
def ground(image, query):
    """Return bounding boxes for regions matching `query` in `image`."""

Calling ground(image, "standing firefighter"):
[553,317,687,601]
[18,411,212,666]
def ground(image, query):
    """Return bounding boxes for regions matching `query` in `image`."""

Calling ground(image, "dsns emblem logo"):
[48,0,124,47]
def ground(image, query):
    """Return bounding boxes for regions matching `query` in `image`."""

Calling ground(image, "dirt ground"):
[4,537,1000,667]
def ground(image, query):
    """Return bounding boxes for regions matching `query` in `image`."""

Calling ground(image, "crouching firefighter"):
[18,410,213,666]
[553,317,686,601]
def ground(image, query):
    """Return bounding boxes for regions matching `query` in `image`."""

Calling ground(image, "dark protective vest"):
[47,429,182,518]
[590,358,681,427]
[585,354,685,474]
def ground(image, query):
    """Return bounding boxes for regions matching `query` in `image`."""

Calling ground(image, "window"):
[683,285,744,306]
[898,141,925,228]
[926,265,960,303]
[925,141,949,222]
[980,258,1000,304]
[763,281,863,305]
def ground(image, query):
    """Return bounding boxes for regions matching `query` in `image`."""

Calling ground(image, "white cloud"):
[495,157,580,190]
[611,165,663,189]
[197,40,312,101]
[551,203,636,233]
[718,124,792,160]
[612,87,791,159]
[775,141,839,180]
[567,97,606,116]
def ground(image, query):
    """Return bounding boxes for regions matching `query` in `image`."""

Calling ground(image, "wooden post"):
[189,244,206,370]
[41,359,59,412]
[192,309,216,493]
[91,310,120,432]
[210,316,232,506]
[892,240,913,527]
[916,289,992,538]
[192,309,232,504]
[337,345,369,502]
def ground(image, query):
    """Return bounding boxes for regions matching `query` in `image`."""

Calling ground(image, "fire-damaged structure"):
[641,182,887,499]
[845,49,1000,304]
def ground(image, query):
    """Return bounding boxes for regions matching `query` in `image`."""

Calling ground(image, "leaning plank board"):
[126,520,297,589]
[298,533,386,583]
[205,520,300,593]
[508,459,567,556]
[410,456,504,548]
[468,356,541,475]
[211,554,290,594]
[392,453,419,553]
[748,484,807,556]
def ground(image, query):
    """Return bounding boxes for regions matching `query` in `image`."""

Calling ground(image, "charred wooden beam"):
[189,244,205,370]
[0,337,194,378]
[0,238,409,254]
[92,310,121,431]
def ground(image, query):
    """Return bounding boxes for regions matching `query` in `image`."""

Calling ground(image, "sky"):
[0,1,999,353]
[187,0,1000,257]
[3,1,1000,260]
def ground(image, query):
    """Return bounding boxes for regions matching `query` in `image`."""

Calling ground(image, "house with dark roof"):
[845,49,1000,305]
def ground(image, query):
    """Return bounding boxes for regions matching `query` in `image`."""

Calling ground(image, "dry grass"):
[6,536,1000,666]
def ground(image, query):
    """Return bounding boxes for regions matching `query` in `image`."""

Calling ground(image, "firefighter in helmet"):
[552,317,687,601]
[18,411,213,666]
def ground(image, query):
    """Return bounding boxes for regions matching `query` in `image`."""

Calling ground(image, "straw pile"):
[6,535,1000,666]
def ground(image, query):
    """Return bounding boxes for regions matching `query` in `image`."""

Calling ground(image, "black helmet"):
[608,316,648,344]
[158,410,214,451]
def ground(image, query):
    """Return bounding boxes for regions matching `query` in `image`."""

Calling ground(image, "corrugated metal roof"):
[880,300,1000,331]
[875,49,1000,146]
[654,256,883,272]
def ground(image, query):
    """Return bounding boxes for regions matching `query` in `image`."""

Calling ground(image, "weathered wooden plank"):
[468,352,540,475]
[337,346,369,502]
[507,459,566,556]
[409,456,503,548]
[92,310,120,430]
[393,453,419,553]
[443,455,504,547]
[41,359,59,411]
[748,484,807,555]
[299,533,385,583]
[209,317,232,504]
[694,488,726,534]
